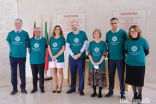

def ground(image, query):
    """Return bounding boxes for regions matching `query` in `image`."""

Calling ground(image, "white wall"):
[0,0,18,79]
[17,0,156,83]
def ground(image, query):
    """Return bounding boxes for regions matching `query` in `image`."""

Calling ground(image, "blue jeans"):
[69,58,85,91]
[9,56,26,91]
[108,59,125,94]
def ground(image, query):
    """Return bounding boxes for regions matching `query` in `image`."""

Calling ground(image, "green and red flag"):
[45,18,49,72]
[33,17,36,37]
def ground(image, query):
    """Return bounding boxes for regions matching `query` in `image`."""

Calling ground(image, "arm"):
[88,51,96,66]
[96,51,107,65]
[66,43,74,56]
[6,41,10,48]
[77,40,88,57]
[48,45,53,59]
[66,43,78,59]
[26,41,29,48]
[28,48,31,54]
[54,46,65,58]
[45,49,47,53]
[144,49,149,56]
[125,50,127,54]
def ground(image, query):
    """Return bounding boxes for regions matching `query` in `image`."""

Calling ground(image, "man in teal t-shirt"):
[105,18,128,99]
[66,21,88,96]
[28,27,47,93]
[6,19,29,95]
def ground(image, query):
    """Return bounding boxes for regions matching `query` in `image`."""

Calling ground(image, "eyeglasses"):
[130,31,136,33]
[34,31,41,33]
[111,22,118,25]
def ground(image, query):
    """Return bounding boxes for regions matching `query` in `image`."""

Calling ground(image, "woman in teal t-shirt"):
[125,25,149,102]
[87,29,107,98]
[48,25,65,93]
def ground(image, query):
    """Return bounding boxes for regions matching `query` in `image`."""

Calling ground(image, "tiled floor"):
[0,78,155,104]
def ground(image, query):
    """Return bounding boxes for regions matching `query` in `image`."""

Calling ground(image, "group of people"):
[6,18,149,102]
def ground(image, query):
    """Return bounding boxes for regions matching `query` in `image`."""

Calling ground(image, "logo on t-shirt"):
[131,46,137,52]
[74,38,79,43]
[112,36,117,42]
[15,36,20,42]
[94,47,100,53]
[34,43,39,48]
[53,42,57,47]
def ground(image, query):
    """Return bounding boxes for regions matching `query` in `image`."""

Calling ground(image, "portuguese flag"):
[45,21,49,72]
[33,18,36,37]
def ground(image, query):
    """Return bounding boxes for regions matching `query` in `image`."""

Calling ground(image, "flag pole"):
[44,16,52,81]
[45,16,47,79]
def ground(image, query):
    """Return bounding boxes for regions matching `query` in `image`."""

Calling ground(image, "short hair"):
[110,17,119,22]
[35,27,42,31]
[93,29,102,39]
[128,25,143,39]
[14,19,23,24]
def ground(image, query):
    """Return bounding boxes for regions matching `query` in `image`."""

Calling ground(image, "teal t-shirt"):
[66,30,88,58]
[28,37,47,64]
[48,36,65,62]
[87,41,107,69]
[106,29,128,59]
[125,38,149,66]
[6,30,30,58]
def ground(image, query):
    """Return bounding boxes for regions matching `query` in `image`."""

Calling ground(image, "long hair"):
[128,25,143,39]
[52,25,64,38]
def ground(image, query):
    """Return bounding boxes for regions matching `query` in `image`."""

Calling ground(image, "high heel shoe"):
[52,86,58,93]
[57,87,62,93]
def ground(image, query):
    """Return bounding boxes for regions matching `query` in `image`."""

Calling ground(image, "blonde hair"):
[52,25,64,38]
[128,25,143,39]
[93,29,102,39]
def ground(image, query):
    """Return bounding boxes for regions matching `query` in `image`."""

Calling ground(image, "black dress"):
[125,38,149,87]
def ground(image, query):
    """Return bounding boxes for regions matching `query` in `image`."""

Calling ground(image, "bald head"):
[34,27,41,39]
[71,21,79,31]
[71,20,78,25]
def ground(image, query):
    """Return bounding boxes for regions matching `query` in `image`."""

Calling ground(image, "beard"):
[72,27,77,31]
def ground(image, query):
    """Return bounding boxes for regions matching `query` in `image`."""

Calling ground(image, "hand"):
[52,56,57,61]
[72,55,78,60]
[95,62,101,66]
[76,53,81,57]
[91,61,96,66]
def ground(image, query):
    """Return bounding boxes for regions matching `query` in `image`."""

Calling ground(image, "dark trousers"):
[108,59,125,94]
[30,63,45,90]
[69,58,85,92]
[9,56,26,91]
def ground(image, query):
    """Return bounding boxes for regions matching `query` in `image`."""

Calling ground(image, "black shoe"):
[137,93,142,103]
[105,92,113,97]
[98,93,102,98]
[21,89,27,94]
[66,89,75,94]
[10,90,18,95]
[121,94,126,99]
[52,86,58,93]
[132,92,138,103]
[52,91,56,93]
[31,89,37,93]
[57,91,61,93]
[41,89,45,93]
[91,93,97,97]
[79,91,84,96]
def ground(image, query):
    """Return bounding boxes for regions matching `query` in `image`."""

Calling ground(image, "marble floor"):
[0,78,155,104]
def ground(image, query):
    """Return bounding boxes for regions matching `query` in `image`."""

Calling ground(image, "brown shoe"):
[10,90,18,95]
[21,89,27,94]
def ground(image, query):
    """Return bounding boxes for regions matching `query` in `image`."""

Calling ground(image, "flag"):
[45,21,49,72]
[33,19,36,37]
